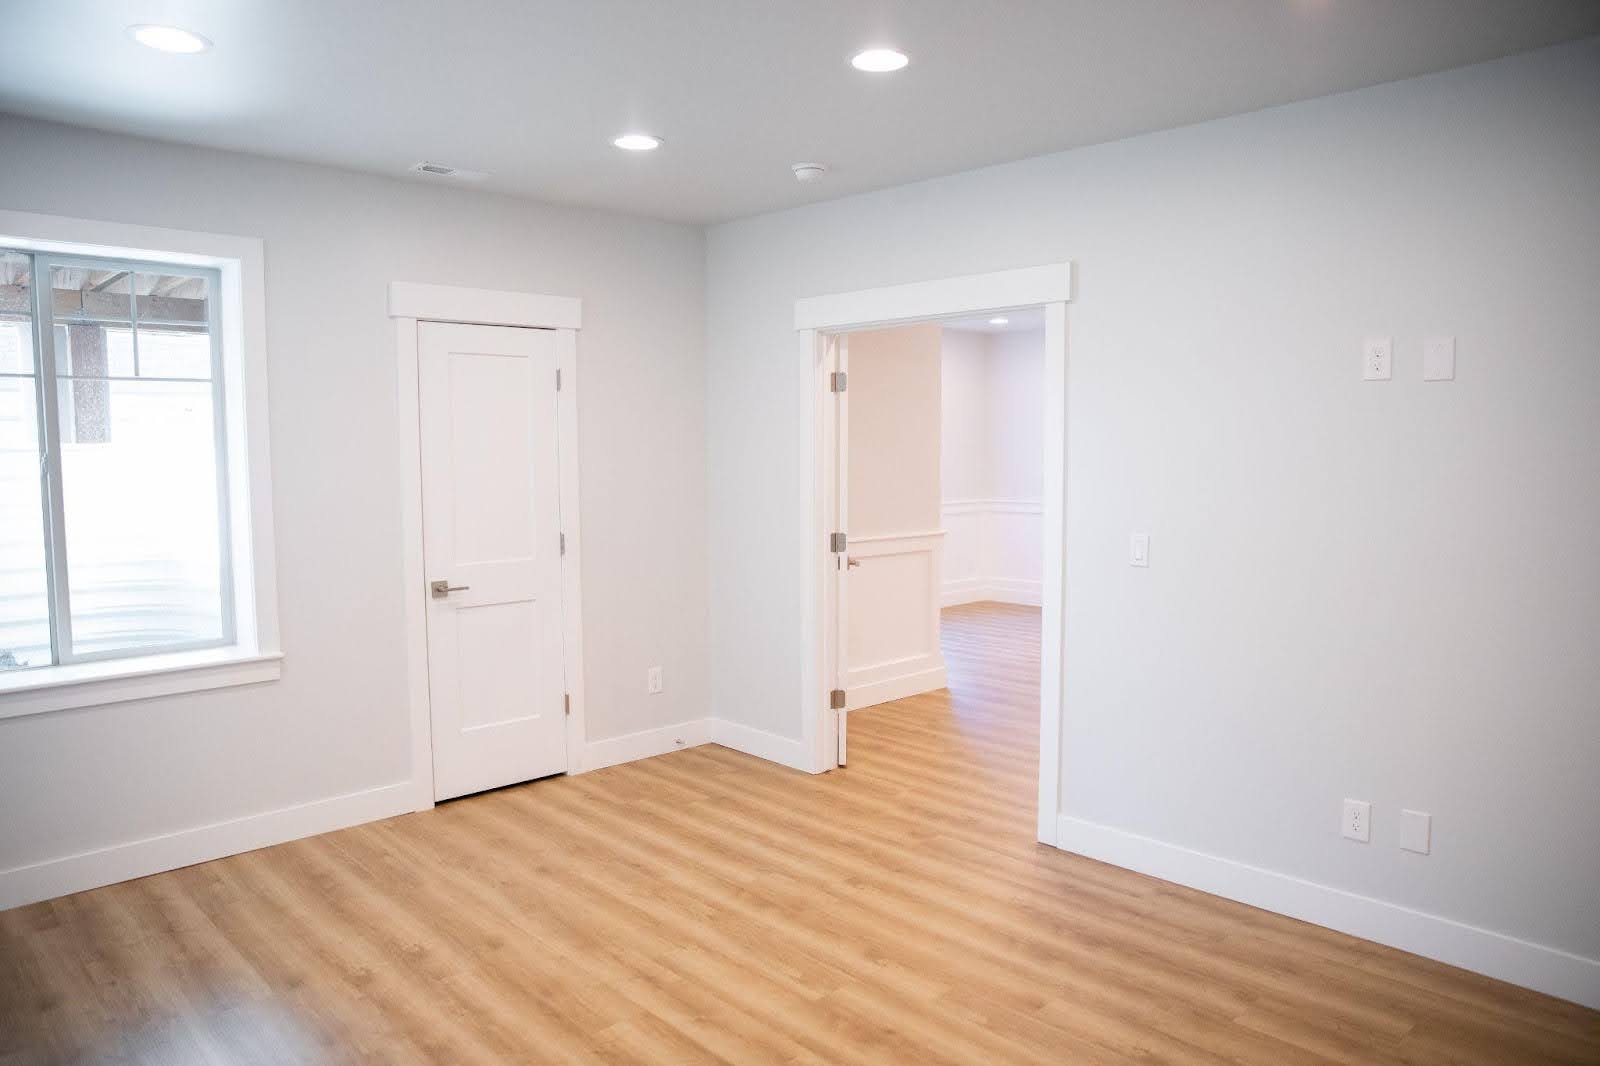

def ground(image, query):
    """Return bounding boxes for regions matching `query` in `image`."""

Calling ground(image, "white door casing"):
[419,321,567,800]
[834,334,850,765]
[794,263,1071,846]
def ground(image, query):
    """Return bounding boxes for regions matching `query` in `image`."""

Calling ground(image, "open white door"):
[419,321,567,800]
[833,334,850,766]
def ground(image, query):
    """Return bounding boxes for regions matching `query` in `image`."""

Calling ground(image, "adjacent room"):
[2,3,1598,1063]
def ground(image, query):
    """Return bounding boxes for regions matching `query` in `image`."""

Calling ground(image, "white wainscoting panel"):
[846,531,948,710]
[941,499,1042,606]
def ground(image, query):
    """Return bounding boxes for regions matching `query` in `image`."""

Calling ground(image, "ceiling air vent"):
[410,161,489,181]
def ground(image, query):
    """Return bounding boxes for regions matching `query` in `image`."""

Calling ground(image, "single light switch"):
[1363,337,1392,381]
[1129,533,1149,567]
[1400,809,1431,854]
[1423,336,1455,381]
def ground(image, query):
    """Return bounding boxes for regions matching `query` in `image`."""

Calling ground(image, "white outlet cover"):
[647,666,663,694]
[1129,532,1150,567]
[1362,337,1392,381]
[1342,798,1371,842]
[1423,336,1455,381]
[1400,809,1432,853]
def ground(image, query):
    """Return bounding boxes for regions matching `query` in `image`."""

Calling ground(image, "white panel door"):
[419,321,566,800]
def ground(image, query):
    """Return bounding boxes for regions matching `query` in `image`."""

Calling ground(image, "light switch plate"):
[1423,336,1455,381]
[1363,337,1392,381]
[1400,809,1431,853]
[1129,532,1150,567]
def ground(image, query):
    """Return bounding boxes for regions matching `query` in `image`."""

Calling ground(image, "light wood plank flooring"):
[3,602,1597,1063]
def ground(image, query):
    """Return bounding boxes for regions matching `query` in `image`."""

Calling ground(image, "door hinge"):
[830,371,847,393]
[564,693,571,716]
[555,368,562,391]
[829,531,847,553]
[560,531,566,556]
[830,688,847,710]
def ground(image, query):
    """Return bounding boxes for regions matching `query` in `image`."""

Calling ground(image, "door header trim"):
[388,281,582,330]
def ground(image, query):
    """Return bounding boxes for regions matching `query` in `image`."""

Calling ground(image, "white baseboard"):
[0,781,414,911]
[710,718,814,772]
[942,576,1041,607]
[1056,814,1600,1011]
[847,665,947,711]
[579,718,711,772]
[1,714,821,911]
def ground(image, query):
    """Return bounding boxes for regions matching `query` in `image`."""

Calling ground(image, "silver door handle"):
[430,580,471,598]
[847,557,861,568]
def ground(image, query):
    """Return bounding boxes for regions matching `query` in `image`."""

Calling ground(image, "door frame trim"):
[390,282,585,812]
[794,263,1072,845]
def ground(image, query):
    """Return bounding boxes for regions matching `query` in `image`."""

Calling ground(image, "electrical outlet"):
[647,666,663,694]
[1342,799,1371,843]
[1362,337,1392,381]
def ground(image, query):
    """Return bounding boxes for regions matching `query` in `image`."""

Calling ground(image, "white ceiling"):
[2,2,1596,224]
[943,308,1045,335]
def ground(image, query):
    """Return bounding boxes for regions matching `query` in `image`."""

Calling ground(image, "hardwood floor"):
[3,601,1597,1064]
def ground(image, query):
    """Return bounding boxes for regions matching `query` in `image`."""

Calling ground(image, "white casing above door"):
[419,321,567,800]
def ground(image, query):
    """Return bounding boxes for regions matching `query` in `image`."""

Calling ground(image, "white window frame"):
[0,210,281,718]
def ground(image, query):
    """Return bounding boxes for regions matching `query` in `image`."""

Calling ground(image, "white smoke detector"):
[791,162,828,184]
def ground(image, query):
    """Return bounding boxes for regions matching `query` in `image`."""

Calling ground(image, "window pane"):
[51,266,132,439]
[1,250,33,373]
[134,272,213,379]
[60,379,224,656]
[0,377,52,671]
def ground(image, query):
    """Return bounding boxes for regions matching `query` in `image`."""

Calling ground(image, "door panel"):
[420,321,566,801]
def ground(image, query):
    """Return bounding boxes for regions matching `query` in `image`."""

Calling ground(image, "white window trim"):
[0,209,281,719]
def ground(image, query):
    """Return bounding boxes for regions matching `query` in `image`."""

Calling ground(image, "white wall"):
[705,37,1600,999]
[0,116,709,896]
[940,327,1044,605]
[844,325,945,709]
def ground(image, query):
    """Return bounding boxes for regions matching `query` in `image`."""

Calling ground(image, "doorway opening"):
[795,264,1071,844]
[832,312,1043,809]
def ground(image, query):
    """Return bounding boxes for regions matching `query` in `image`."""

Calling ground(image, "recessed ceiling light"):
[128,24,212,54]
[612,133,662,152]
[851,48,909,73]
[988,317,1010,326]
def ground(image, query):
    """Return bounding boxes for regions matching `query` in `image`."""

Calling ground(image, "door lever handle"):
[846,557,861,569]
[430,580,471,598]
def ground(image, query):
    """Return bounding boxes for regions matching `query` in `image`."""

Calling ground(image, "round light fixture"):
[988,317,1010,326]
[128,24,212,54]
[851,48,909,73]
[612,133,662,152]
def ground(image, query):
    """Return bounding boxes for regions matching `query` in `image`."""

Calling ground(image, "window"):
[0,212,278,716]
[1,248,234,672]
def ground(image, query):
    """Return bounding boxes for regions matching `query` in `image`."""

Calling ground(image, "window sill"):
[0,647,283,720]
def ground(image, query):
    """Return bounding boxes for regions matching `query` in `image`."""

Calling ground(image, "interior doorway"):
[796,263,1072,843]
[391,281,587,812]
